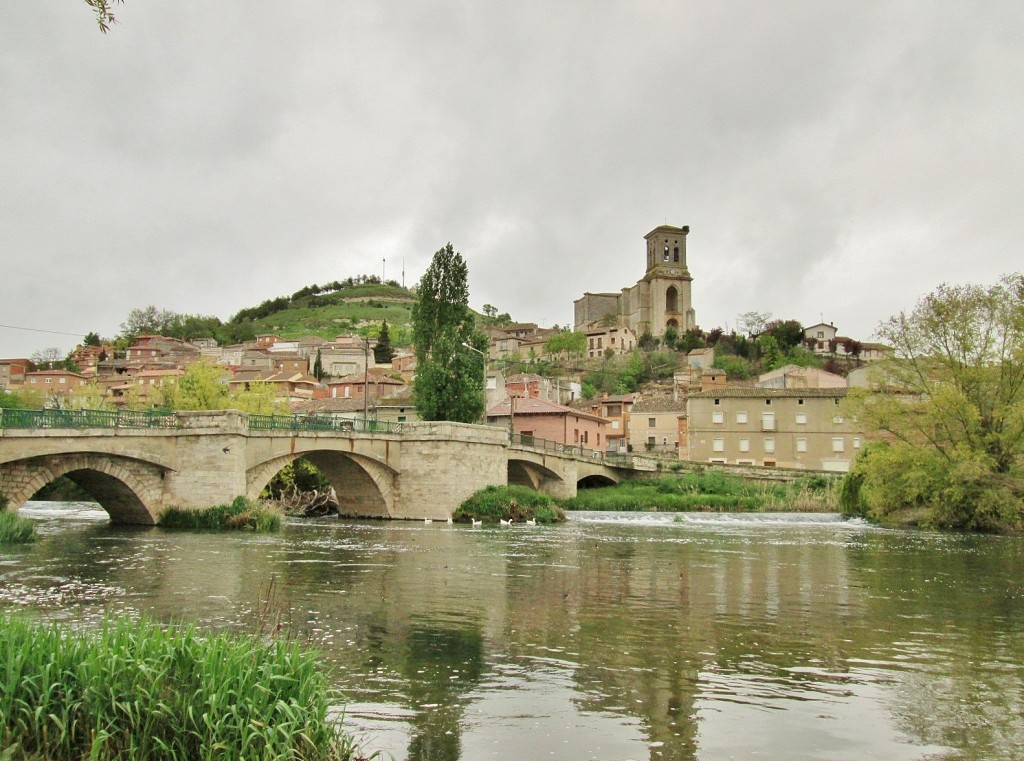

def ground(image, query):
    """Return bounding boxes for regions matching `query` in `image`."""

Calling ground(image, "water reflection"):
[5,503,1024,760]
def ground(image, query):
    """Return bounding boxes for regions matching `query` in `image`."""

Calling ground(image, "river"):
[3,502,1024,760]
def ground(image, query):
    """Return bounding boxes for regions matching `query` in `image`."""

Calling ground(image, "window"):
[761,412,775,431]
[712,410,724,424]
[796,438,808,453]
[798,398,804,405]
[574,429,579,443]
[673,246,680,262]
[648,417,656,427]
[853,437,862,449]
[397,416,407,423]
[832,438,845,452]
[739,437,750,452]
[612,420,620,429]
[833,415,844,424]
[736,411,748,424]
[765,399,772,405]
[764,437,776,453]
[713,438,725,452]
[714,398,720,405]
[647,436,656,447]
[796,412,807,425]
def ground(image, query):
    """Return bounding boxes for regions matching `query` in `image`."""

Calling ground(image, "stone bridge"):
[0,410,650,524]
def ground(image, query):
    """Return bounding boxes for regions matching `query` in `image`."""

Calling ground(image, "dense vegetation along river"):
[4,503,1024,761]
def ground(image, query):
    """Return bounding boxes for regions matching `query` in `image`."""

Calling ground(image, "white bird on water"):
[471,518,482,526]
[525,518,537,526]
[446,517,453,524]
[424,518,433,524]
[500,518,512,526]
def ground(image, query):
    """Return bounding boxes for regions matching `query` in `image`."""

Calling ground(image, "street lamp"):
[462,342,490,424]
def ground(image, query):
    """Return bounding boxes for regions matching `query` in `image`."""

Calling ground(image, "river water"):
[3,503,1024,761]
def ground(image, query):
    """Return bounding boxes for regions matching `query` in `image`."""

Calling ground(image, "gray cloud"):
[2,1,1021,358]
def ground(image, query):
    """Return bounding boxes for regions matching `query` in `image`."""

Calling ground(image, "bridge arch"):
[247,449,398,518]
[508,457,566,497]
[577,474,618,489]
[0,453,165,525]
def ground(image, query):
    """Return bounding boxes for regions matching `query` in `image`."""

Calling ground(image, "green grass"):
[250,302,414,343]
[455,484,566,524]
[0,511,39,544]
[0,614,363,761]
[158,497,282,532]
[559,471,838,513]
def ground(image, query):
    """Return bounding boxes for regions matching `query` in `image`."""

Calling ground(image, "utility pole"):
[363,335,370,421]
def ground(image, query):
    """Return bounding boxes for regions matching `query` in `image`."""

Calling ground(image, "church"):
[573,224,696,339]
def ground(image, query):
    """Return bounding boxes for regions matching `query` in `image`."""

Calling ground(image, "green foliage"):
[261,459,332,500]
[0,509,39,544]
[763,319,805,352]
[454,485,565,524]
[373,319,395,363]
[662,324,679,350]
[843,274,1024,530]
[0,391,29,410]
[544,330,587,362]
[712,354,752,380]
[0,613,359,760]
[412,244,486,422]
[158,497,282,532]
[560,472,837,512]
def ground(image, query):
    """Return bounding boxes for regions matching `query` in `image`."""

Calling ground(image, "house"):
[687,347,715,368]
[125,336,200,365]
[627,396,688,456]
[0,359,33,390]
[574,224,696,338]
[323,372,405,402]
[228,370,320,402]
[584,326,637,359]
[318,336,373,378]
[803,322,838,355]
[486,396,608,450]
[592,392,640,452]
[272,354,309,376]
[756,365,847,390]
[687,387,861,472]
[24,370,90,397]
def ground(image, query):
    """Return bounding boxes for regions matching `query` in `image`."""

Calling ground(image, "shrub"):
[158,496,282,532]
[455,485,565,524]
[0,614,360,760]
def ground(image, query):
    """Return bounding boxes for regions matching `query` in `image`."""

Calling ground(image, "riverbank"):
[559,471,837,512]
[0,614,362,761]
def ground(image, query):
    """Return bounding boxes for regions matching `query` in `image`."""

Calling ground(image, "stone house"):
[574,224,696,339]
[687,388,862,472]
[24,370,89,396]
[125,336,200,366]
[324,372,405,401]
[756,365,847,389]
[627,396,688,456]
[584,326,637,359]
[318,336,374,378]
[803,323,839,354]
[486,396,608,450]
[591,392,640,452]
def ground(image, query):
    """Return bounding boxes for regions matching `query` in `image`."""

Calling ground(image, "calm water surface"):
[4,502,1024,761]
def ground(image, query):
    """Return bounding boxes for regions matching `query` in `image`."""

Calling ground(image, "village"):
[0,225,894,475]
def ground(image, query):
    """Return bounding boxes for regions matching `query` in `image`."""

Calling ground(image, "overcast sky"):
[2,2,1021,359]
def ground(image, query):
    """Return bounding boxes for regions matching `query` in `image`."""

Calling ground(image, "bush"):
[455,485,565,524]
[0,509,38,544]
[158,496,282,532]
[0,614,360,760]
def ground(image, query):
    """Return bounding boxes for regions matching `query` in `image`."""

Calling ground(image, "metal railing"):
[247,413,402,434]
[509,433,607,460]
[0,407,178,430]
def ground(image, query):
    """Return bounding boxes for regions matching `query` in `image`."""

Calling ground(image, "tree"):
[312,349,324,381]
[755,334,783,371]
[737,311,772,338]
[843,274,1024,530]
[85,0,121,33]
[763,319,804,352]
[83,331,102,347]
[411,244,486,423]
[482,304,498,319]
[156,361,229,411]
[374,320,395,364]
[544,331,586,365]
[662,325,679,350]
[30,347,64,370]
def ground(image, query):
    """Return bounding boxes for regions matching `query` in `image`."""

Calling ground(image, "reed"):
[0,614,364,761]
[158,496,282,532]
[559,472,837,512]
[0,510,38,544]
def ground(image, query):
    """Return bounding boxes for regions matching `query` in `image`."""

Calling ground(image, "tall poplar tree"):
[412,243,487,422]
[374,320,395,364]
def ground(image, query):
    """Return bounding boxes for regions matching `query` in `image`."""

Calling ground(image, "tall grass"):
[158,496,282,532]
[559,472,837,513]
[455,484,565,523]
[0,510,38,544]
[0,614,362,761]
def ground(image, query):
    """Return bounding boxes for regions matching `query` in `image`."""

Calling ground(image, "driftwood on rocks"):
[274,485,339,517]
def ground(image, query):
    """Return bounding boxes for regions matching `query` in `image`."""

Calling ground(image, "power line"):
[0,323,84,338]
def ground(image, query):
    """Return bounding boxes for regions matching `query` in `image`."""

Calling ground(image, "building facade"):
[687,388,861,472]
[574,225,696,339]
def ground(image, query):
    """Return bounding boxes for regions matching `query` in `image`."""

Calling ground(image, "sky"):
[2,2,1022,360]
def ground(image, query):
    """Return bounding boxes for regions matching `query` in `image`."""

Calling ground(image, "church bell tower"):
[643,225,695,334]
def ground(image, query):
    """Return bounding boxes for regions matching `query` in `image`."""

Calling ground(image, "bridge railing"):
[0,407,178,430]
[247,413,402,434]
[509,433,607,460]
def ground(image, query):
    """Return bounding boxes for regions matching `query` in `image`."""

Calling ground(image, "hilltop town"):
[0,224,891,474]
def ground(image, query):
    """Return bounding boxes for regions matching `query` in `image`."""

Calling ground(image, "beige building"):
[584,326,637,359]
[756,364,847,389]
[687,388,862,472]
[627,397,687,456]
[574,224,696,339]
